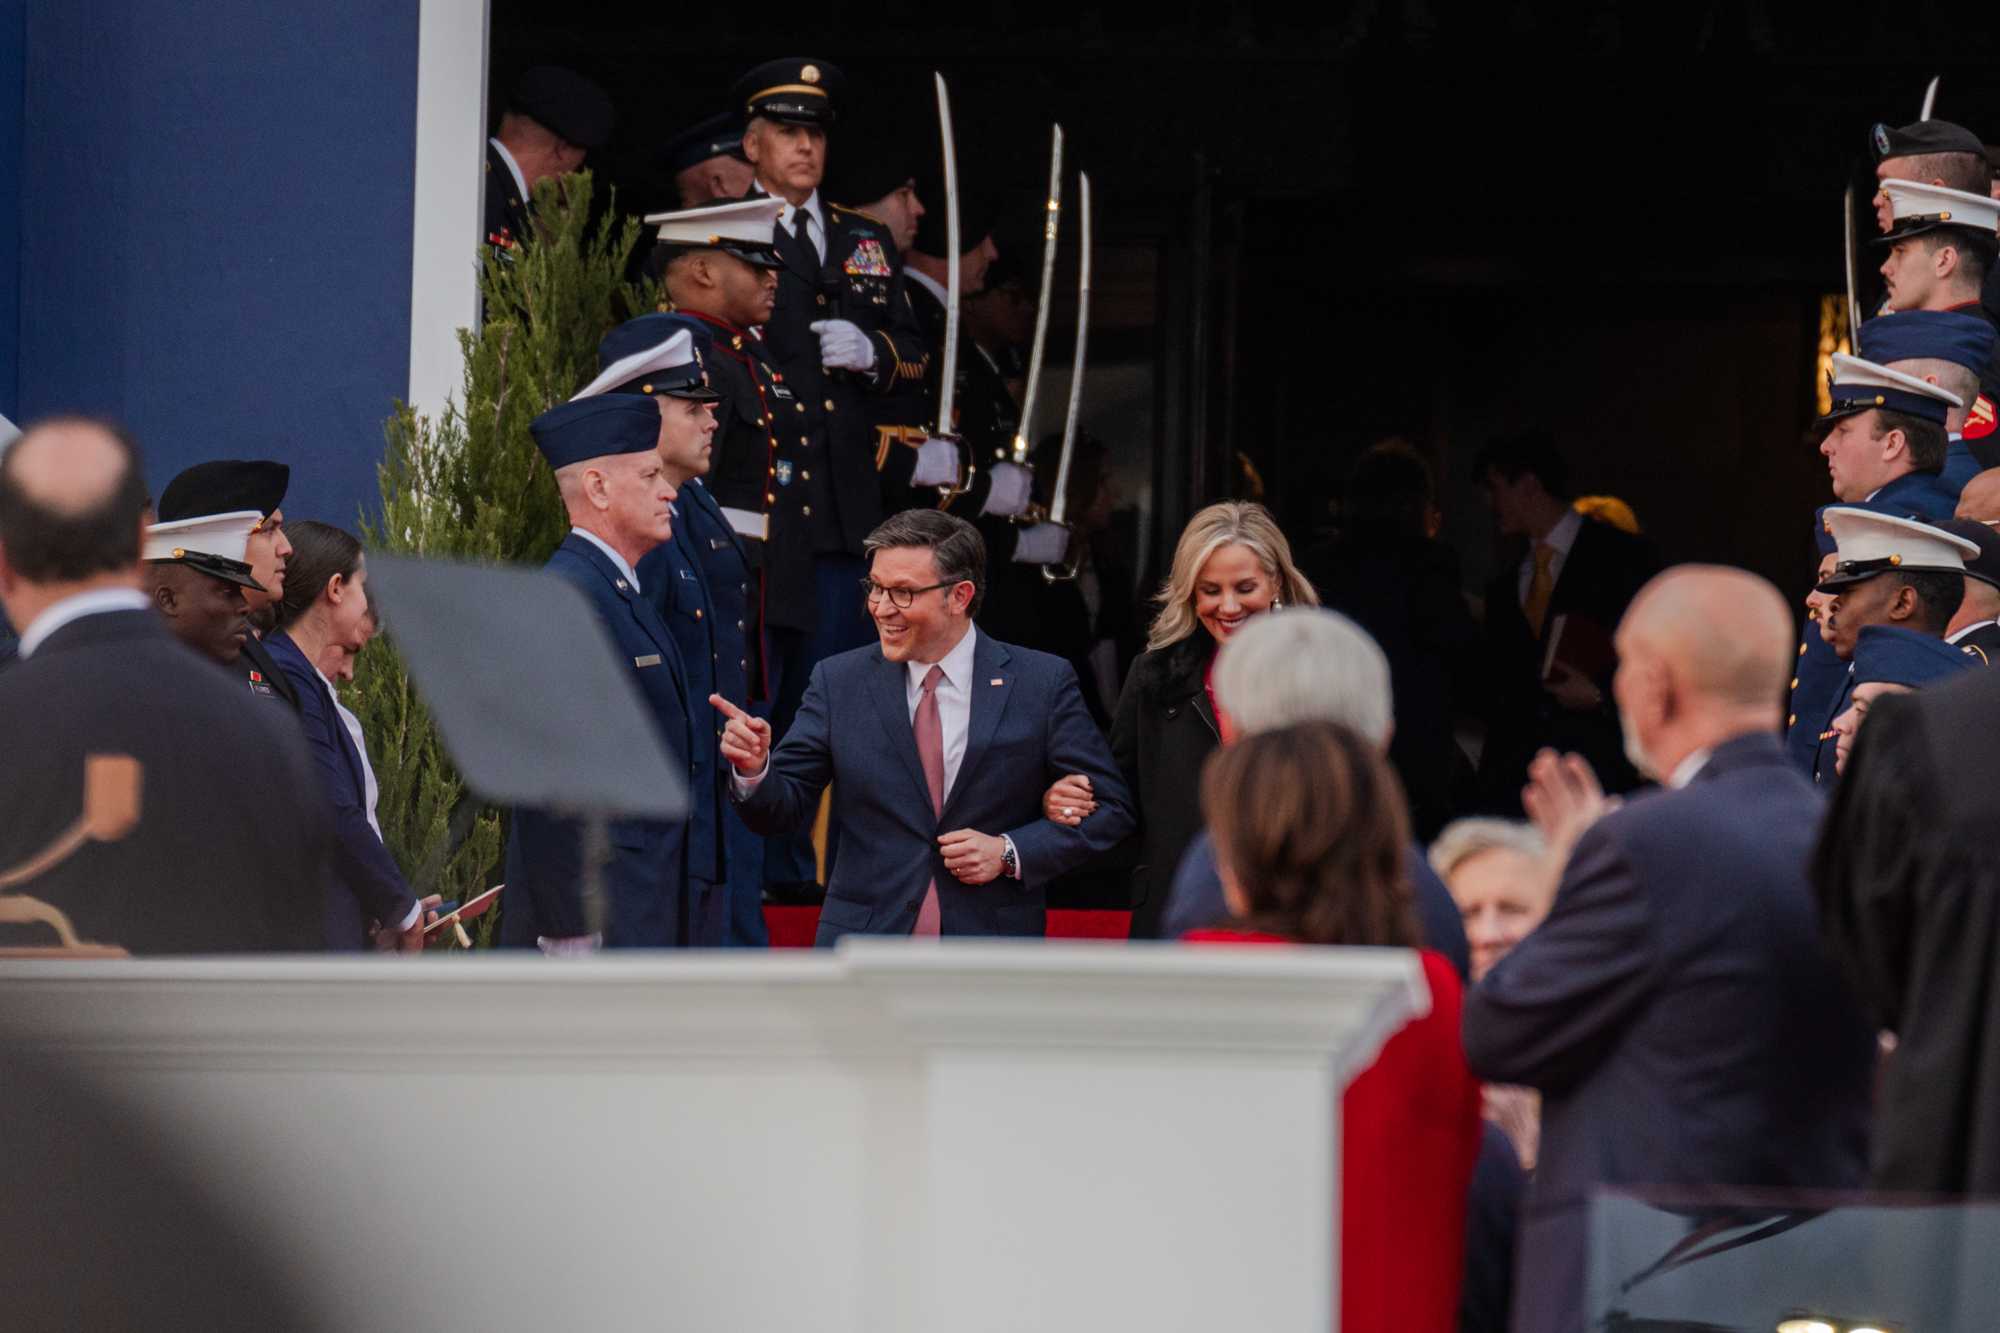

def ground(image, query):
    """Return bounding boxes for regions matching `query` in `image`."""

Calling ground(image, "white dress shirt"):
[1518,508,1583,605]
[754,182,827,262]
[1948,620,1997,645]
[16,587,152,659]
[489,137,529,203]
[1665,746,1713,790]
[570,527,640,593]
[906,266,948,306]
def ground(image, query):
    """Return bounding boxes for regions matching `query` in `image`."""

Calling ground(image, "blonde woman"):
[1046,501,1317,938]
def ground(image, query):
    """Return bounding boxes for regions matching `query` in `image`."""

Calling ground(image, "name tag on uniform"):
[634,654,662,668]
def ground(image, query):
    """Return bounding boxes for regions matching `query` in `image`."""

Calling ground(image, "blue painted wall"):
[0,0,23,421]
[14,0,419,530]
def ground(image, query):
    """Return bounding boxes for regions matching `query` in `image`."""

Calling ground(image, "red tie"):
[913,664,945,936]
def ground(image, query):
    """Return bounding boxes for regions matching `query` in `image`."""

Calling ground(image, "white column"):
[404,0,489,420]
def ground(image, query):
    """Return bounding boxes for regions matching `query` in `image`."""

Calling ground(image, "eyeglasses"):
[859,578,958,610]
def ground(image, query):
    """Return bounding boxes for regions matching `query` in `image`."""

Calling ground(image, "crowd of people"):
[6,56,2000,1333]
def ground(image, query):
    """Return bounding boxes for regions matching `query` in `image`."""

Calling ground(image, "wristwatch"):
[999,837,1019,880]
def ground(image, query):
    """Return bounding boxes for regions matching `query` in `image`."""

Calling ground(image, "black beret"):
[732,57,844,127]
[1871,118,1987,162]
[510,66,615,150]
[660,111,747,176]
[156,460,289,521]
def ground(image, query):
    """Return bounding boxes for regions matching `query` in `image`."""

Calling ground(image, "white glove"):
[809,319,877,372]
[981,460,1034,518]
[1011,522,1070,566]
[910,436,963,487]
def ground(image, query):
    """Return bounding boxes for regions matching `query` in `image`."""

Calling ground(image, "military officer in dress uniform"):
[154,460,298,707]
[140,511,266,670]
[1937,517,2000,663]
[572,318,761,947]
[731,57,931,673]
[646,196,813,916]
[661,111,754,209]
[1807,506,1977,784]
[1856,308,1996,496]
[1824,623,1978,779]
[1816,352,1961,517]
[501,395,695,951]
[484,66,616,257]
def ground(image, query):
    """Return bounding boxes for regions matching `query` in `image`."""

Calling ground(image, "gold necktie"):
[1524,542,1556,637]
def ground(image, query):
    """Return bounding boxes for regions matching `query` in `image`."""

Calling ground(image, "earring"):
[1272,599,1283,610]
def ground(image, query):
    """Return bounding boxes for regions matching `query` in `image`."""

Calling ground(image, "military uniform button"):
[769,466,777,476]
[801,470,811,480]
[737,620,745,630]
[816,294,827,306]
[1798,642,1808,656]
[795,403,805,413]
[802,505,812,516]
[1788,713,1798,726]
[695,609,703,620]
[823,399,836,412]
[765,493,774,504]
[1790,677,1799,690]
[799,435,808,445]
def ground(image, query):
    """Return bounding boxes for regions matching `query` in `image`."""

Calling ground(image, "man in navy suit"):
[1461,566,1875,1333]
[716,509,1133,943]
[501,395,696,951]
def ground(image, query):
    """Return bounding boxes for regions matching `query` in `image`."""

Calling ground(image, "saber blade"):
[1843,182,1861,346]
[1921,75,1940,121]
[1011,124,1065,464]
[1048,173,1092,529]
[934,72,961,439]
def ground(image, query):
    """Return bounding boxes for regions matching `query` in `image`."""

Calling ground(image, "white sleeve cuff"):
[729,755,772,799]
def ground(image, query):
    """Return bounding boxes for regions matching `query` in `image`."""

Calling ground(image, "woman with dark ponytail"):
[265,520,430,950]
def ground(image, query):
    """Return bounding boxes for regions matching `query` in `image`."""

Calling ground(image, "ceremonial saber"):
[1042,173,1093,584]
[932,72,972,502]
[1011,124,1065,466]
[1920,75,1940,121]
[1842,182,1861,346]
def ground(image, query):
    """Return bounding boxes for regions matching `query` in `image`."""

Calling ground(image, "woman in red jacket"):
[1186,721,1481,1332]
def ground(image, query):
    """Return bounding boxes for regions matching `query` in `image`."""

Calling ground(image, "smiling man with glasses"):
[716,508,1133,943]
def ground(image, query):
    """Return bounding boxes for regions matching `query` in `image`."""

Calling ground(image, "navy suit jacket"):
[735,629,1135,942]
[265,631,416,949]
[501,534,695,947]
[637,480,752,884]
[1161,827,1471,982]
[1461,733,1873,1333]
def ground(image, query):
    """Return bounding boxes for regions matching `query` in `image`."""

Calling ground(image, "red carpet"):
[762,906,1132,947]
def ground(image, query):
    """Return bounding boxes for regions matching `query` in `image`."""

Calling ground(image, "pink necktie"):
[912,664,945,936]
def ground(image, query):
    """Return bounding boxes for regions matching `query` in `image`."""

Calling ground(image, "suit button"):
[695,608,703,620]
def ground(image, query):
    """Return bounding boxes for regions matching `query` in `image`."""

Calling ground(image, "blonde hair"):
[1146,502,1318,652]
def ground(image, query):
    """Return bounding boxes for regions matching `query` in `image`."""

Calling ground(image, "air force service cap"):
[1817,352,1962,434]
[1871,118,1988,163]
[732,57,843,127]
[142,512,266,591]
[644,197,785,269]
[1859,310,1997,378]
[509,66,616,149]
[1851,623,1978,689]
[1875,179,2000,244]
[661,111,748,176]
[572,320,720,403]
[1817,507,1979,592]
[529,395,663,471]
[156,459,288,522]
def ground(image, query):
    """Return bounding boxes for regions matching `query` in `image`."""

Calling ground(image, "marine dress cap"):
[1817,507,1980,592]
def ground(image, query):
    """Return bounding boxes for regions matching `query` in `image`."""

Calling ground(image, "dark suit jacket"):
[501,535,695,948]
[1109,636,1220,938]
[1462,732,1874,1333]
[0,609,329,953]
[1477,516,1659,810]
[734,630,1135,941]
[637,480,753,884]
[1161,827,1472,982]
[264,630,416,949]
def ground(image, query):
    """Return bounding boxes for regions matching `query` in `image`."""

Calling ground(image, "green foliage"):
[344,171,656,940]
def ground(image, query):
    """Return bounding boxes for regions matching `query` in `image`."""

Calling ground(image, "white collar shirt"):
[16,587,152,659]
[756,182,827,262]
[905,624,980,801]
[906,267,948,306]
[489,137,530,204]
[315,663,384,840]
[1518,508,1584,604]
[1666,746,1714,790]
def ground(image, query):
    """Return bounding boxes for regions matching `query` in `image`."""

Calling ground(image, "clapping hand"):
[1520,748,1616,874]
[710,694,772,776]
[1043,774,1096,827]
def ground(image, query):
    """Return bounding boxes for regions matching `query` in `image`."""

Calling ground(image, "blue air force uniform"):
[501,397,696,949]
